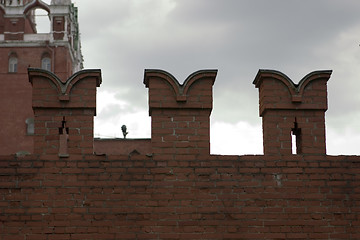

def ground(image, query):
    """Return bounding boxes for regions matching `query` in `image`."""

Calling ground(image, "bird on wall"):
[121,125,128,139]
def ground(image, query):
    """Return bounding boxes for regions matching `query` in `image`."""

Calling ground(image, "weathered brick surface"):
[0,154,359,239]
[144,70,217,157]
[0,1,83,156]
[0,46,76,155]
[3,67,358,239]
[253,70,332,155]
[93,138,151,156]
[28,69,101,156]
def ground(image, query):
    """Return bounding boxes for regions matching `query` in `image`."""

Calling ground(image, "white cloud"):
[210,121,263,155]
[327,127,360,156]
[95,91,151,139]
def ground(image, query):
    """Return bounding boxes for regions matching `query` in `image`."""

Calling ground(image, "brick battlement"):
[144,69,217,157]
[26,68,334,158]
[253,70,332,114]
[253,70,332,156]
[28,68,101,156]
[1,68,360,239]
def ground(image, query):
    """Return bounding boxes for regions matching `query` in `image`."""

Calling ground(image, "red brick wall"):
[0,46,78,155]
[53,16,65,40]
[0,70,34,154]
[0,154,359,239]
[253,70,332,155]
[29,69,101,156]
[1,68,359,239]
[4,17,25,40]
[0,0,82,156]
[144,69,217,158]
[93,138,151,156]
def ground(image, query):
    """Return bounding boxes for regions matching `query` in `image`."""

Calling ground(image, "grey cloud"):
[76,0,360,152]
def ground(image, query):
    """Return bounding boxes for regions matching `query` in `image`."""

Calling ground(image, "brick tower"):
[0,0,82,155]
[253,69,332,155]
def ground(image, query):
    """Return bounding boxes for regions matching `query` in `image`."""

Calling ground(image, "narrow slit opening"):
[59,116,69,135]
[291,134,297,155]
[291,118,302,155]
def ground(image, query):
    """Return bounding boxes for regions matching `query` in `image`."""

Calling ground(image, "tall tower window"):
[41,57,51,71]
[9,56,18,73]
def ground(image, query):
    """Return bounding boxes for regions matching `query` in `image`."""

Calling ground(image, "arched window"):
[35,8,50,33]
[41,57,51,71]
[8,55,18,73]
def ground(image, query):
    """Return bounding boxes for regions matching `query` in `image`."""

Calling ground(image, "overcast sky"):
[49,0,360,155]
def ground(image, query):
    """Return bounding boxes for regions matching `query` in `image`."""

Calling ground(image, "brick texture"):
[28,69,102,156]
[1,68,359,239]
[0,1,82,156]
[253,70,332,155]
[144,69,217,157]
[0,154,359,239]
